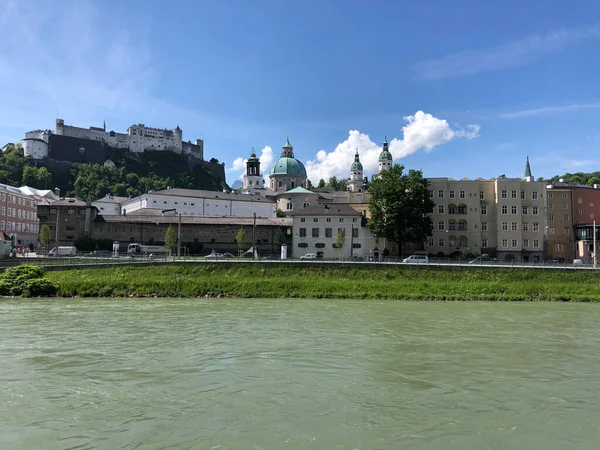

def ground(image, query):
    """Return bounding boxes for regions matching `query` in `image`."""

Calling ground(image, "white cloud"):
[415,25,600,80]
[304,111,480,183]
[226,145,274,182]
[499,103,600,119]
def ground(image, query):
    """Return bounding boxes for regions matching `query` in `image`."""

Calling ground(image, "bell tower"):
[242,149,265,194]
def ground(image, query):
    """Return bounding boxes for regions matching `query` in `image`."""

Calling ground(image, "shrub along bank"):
[0,265,59,297]
[43,263,600,301]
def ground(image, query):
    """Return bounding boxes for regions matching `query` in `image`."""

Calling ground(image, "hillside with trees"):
[0,144,228,200]
[539,172,600,186]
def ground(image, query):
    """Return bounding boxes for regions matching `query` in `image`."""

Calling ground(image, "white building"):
[118,188,277,218]
[20,118,204,160]
[290,204,380,260]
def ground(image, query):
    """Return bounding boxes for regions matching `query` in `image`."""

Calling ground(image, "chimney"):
[54,187,60,198]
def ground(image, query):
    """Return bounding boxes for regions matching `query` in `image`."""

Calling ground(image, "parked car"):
[204,252,226,260]
[222,252,236,258]
[347,255,364,261]
[469,256,493,264]
[300,253,318,260]
[84,250,112,257]
[402,254,429,264]
[573,259,584,265]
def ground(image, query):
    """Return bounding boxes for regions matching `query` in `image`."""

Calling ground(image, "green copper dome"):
[350,149,363,171]
[269,157,307,176]
[379,149,392,161]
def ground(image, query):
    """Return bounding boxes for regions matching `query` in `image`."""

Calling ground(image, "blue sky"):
[2,0,600,186]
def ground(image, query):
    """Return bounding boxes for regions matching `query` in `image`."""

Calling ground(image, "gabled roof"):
[284,187,314,194]
[288,203,361,217]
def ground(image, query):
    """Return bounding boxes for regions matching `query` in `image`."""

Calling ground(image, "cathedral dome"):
[269,157,307,176]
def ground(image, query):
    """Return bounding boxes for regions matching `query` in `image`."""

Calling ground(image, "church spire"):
[281,136,294,157]
[524,155,533,181]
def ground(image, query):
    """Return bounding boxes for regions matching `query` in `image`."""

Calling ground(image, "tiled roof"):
[288,204,361,217]
[98,214,291,226]
[38,198,87,207]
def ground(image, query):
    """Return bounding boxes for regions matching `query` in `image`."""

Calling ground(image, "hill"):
[0,144,229,200]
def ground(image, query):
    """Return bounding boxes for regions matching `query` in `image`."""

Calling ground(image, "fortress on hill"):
[19,119,204,162]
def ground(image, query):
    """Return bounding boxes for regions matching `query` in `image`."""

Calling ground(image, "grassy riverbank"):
[44,263,600,301]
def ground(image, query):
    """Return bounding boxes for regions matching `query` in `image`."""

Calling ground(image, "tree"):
[165,225,177,257]
[318,178,326,189]
[338,179,347,192]
[459,246,480,260]
[276,208,287,218]
[367,164,435,256]
[235,227,246,257]
[336,229,345,260]
[39,224,51,256]
[328,176,338,190]
[306,179,313,190]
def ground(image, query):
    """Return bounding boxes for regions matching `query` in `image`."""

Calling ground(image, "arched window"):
[458,236,468,247]
[458,219,467,231]
[448,220,457,231]
[448,235,457,247]
[286,202,293,210]
[448,204,457,214]
[458,204,467,214]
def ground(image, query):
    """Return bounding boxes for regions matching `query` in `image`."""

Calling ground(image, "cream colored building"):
[426,175,546,261]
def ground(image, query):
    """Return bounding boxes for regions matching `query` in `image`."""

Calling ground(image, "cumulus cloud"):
[305,111,479,183]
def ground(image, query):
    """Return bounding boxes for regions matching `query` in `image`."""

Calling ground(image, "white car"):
[300,253,318,260]
[403,255,429,264]
[204,252,225,260]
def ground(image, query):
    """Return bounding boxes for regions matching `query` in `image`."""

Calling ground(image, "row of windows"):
[547,227,571,236]
[500,190,539,200]
[49,208,85,215]
[547,192,570,199]
[429,190,486,199]
[498,222,541,232]
[500,239,540,248]
[500,205,539,215]
[297,243,362,249]
[547,203,570,210]
[299,228,359,238]
[547,214,569,223]
[0,193,35,207]
[1,207,37,220]
[299,217,358,223]
[0,221,39,233]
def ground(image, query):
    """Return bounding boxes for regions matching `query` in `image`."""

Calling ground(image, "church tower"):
[348,148,364,192]
[375,137,393,179]
[524,156,534,182]
[243,148,265,194]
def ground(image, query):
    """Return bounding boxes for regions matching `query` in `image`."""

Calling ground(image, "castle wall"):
[47,134,107,164]
[20,138,49,159]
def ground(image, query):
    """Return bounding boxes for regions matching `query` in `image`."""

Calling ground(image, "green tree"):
[367,164,435,256]
[318,178,326,189]
[306,179,313,190]
[235,227,246,257]
[165,225,177,257]
[328,176,338,190]
[39,224,51,256]
[336,229,346,260]
[276,208,286,218]
[338,179,347,192]
[36,167,52,189]
[459,246,481,260]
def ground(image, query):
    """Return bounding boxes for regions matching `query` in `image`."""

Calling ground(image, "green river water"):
[0,299,599,449]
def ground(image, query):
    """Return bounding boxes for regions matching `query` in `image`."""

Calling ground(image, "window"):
[564,227,570,236]
[548,227,554,235]
[438,190,444,198]
[548,192,553,199]
[298,243,308,248]
[286,202,293,210]
[548,214,554,222]
[438,221,445,230]
[315,243,325,248]
[523,239,529,248]
[459,190,465,199]
[428,190,433,199]
[0,221,4,230]
[555,244,563,252]
[299,228,306,237]
[326,218,331,222]
[438,205,444,214]
[438,238,445,246]
[449,205,457,214]
[522,206,528,215]
[501,222,508,231]
[578,197,582,204]
[563,214,570,222]
[533,239,540,248]
[458,205,466,214]
[511,205,517,215]
[352,228,358,238]
[502,239,508,247]
[449,221,456,230]
[313,218,318,222]
[480,191,485,199]
[481,206,487,215]
[325,228,332,238]
[0,194,4,201]
[300,218,306,222]
[501,190,507,198]
[562,203,568,210]
[511,222,518,231]
[532,191,538,199]
[520,191,525,199]
[50,208,56,214]
[562,192,568,199]
[501,205,507,215]
[533,222,539,231]
[352,243,361,249]
[428,238,434,246]
[449,190,455,198]
[482,239,488,247]
[352,218,358,223]
[1,206,4,216]
[481,222,487,231]
[578,209,584,215]
[548,203,553,210]
[511,190,517,198]
[338,228,345,236]
[512,239,518,248]
[339,218,344,222]
[532,206,538,215]
[67,209,75,215]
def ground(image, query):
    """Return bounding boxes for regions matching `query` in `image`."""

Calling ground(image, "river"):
[0,299,599,449]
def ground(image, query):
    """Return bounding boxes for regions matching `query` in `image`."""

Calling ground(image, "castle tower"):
[243,148,265,192]
[173,125,183,149]
[55,118,65,135]
[524,156,534,182]
[375,136,393,179]
[348,148,364,192]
